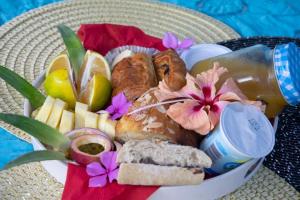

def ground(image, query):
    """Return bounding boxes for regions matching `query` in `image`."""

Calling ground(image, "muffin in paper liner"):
[105,45,160,70]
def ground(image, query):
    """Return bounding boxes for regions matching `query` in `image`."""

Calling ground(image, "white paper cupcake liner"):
[105,45,160,70]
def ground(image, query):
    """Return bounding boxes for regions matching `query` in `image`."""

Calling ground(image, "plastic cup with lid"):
[200,102,275,175]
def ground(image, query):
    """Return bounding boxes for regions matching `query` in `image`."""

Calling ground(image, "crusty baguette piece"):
[153,49,187,91]
[115,89,200,147]
[117,139,212,168]
[117,163,204,186]
[111,53,158,101]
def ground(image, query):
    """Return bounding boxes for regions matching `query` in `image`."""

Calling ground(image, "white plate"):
[23,69,278,200]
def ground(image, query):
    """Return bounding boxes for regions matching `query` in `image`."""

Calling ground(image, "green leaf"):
[57,24,86,81]
[3,150,67,170]
[0,65,46,110]
[0,113,70,151]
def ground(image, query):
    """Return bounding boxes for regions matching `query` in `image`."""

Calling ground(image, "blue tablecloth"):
[0,0,299,169]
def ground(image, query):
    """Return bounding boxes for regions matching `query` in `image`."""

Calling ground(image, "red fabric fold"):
[62,164,159,200]
[63,24,164,200]
[77,24,166,55]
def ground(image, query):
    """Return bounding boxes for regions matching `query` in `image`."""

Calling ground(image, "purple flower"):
[162,32,194,53]
[86,151,119,187]
[104,92,132,120]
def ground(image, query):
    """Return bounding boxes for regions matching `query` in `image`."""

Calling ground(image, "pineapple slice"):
[85,111,99,129]
[75,102,89,128]
[98,113,116,138]
[47,99,68,128]
[35,96,55,123]
[59,110,75,133]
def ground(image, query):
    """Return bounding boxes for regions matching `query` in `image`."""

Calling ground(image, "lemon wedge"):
[80,74,112,112]
[46,54,71,77]
[78,50,111,91]
[44,69,77,108]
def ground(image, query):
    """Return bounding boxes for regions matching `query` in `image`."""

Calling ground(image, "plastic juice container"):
[190,43,300,118]
[200,102,275,175]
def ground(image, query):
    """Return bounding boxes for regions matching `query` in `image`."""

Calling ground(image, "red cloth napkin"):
[62,164,159,200]
[62,24,165,200]
[77,23,166,56]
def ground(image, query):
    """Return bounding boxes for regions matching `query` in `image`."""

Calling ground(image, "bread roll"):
[117,163,204,186]
[115,89,199,147]
[111,53,158,101]
[153,49,187,91]
[117,139,212,168]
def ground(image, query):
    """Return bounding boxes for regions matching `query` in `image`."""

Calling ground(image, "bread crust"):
[115,89,199,146]
[111,53,158,101]
[153,49,187,91]
[117,163,204,186]
[117,139,212,168]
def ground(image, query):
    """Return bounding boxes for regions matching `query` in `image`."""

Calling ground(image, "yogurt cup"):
[181,44,232,70]
[200,102,275,174]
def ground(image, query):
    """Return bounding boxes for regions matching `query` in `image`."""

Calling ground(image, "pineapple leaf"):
[3,150,67,170]
[0,65,45,109]
[0,113,70,151]
[57,24,86,81]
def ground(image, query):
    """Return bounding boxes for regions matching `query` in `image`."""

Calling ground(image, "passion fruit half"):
[70,134,112,165]
[65,128,111,140]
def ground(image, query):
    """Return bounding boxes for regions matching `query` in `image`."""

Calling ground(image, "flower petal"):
[178,38,194,49]
[86,162,106,176]
[195,62,227,100]
[180,73,204,99]
[162,32,178,49]
[242,100,266,113]
[167,100,211,135]
[89,175,107,187]
[112,92,128,107]
[100,151,118,170]
[209,101,230,130]
[154,81,183,101]
[117,101,132,115]
[218,78,247,100]
[219,92,242,101]
[105,104,115,114]
[111,112,123,120]
[108,168,119,183]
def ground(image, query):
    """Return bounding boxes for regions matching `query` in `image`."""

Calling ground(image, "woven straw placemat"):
[0,0,299,199]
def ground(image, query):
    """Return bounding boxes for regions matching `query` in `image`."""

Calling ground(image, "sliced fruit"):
[47,99,68,128]
[59,110,75,134]
[70,134,112,165]
[78,50,111,92]
[80,74,112,112]
[75,102,89,129]
[35,96,55,123]
[65,127,111,141]
[98,113,116,139]
[85,111,99,129]
[46,54,71,77]
[44,69,77,109]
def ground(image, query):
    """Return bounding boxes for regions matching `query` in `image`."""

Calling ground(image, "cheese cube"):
[59,110,75,133]
[35,96,55,123]
[47,99,68,128]
[85,111,99,129]
[75,102,89,128]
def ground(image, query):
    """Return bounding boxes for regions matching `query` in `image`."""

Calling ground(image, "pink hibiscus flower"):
[154,62,263,135]
[86,151,119,187]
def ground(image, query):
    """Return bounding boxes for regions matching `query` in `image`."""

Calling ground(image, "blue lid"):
[273,43,300,105]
